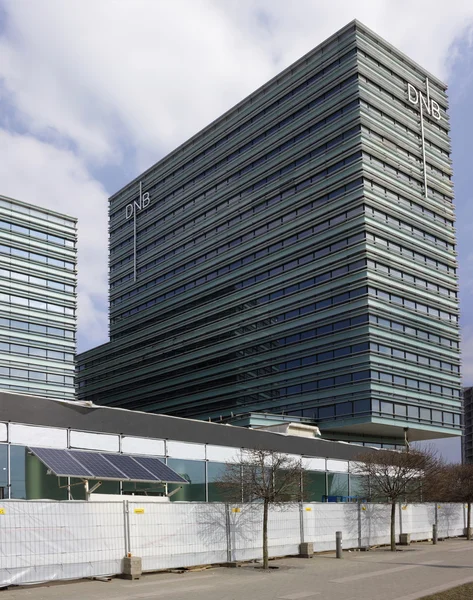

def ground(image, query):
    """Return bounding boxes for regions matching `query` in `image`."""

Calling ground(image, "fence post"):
[435,503,438,540]
[432,523,438,545]
[299,501,305,545]
[123,500,130,555]
[225,504,232,563]
[357,502,362,548]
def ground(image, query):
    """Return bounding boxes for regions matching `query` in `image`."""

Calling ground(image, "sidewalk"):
[3,539,473,600]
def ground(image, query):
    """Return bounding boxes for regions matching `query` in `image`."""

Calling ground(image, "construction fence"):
[0,500,467,587]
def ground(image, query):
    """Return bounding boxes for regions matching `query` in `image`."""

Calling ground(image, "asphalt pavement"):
[3,539,473,600]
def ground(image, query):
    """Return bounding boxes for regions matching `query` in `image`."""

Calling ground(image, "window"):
[305,471,326,502]
[327,473,348,497]
[167,459,206,501]
[354,399,370,414]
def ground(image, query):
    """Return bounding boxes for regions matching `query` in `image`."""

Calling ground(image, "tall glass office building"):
[77,20,461,445]
[0,195,76,400]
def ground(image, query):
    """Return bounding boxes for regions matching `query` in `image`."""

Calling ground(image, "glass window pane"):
[326,473,349,499]
[207,462,231,502]
[304,471,326,502]
[10,445,26,499]
[167,459,206,501]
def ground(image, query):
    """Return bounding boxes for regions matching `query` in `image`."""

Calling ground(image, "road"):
[3,539,473,600]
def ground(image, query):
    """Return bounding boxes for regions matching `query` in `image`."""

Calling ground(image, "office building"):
[77,20,461,445]
[0,195,76,400]
[463,387,472,463]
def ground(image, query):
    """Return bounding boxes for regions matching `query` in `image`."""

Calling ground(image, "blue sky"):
[0,1,472,460]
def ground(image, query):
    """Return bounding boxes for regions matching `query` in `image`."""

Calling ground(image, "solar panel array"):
[28,447,188,484]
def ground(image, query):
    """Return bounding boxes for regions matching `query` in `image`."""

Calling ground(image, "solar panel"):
[28,447,189,484]
[68,450,126,480]
[133,456,188,484]
[104,454,159,482]
[29,447,93,478]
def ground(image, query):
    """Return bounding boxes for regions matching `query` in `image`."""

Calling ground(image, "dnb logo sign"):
[407,78,441,121]
[125,183,150,220]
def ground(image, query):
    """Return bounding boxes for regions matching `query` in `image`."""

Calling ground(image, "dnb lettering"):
[125,191,150,220]
[407,79,441,121]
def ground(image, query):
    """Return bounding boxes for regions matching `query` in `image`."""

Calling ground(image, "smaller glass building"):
[0,391,365,502]
[0,195,77,400]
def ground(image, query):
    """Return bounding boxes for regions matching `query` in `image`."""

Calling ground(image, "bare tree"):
[352,448,441,551]
[218,448,303,569]
[431,464,473,540]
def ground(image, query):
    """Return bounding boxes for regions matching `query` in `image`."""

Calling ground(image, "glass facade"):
[0,449,361,502]
[77,21,461,445]
[0,195,77,399]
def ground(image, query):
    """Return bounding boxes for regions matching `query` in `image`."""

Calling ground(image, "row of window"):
[0,199,76,227]
[370,342,459,373]
[359,48,446,117]
[0,268,75,293]
[368,313,458,349]
[110,50,357,227]
[0,244,75,271]
[366,232,455,274]
[372,370,460,397]
[278,340,458,375]
[364,151,451,203]
[237,246,365,291]
[365,205,454,251]
[364,177,453,228]
[0,293,75,316]
[371,399,460,427]
[275,305,458,350]
[111,134,362,273]
[368,286,457,323]
[361,100,449,171]
[0,220,74,248]
[280,369,372,396]
[111,109,360,256]
[112,238,366,322]
[0,317,75,339]
[360,73,448,140]
[111,174,363,289]
[367,259,456,299]
[0,341,74,362]
[112,223,364,309]
[0,443,356,501]
[279,341,369,371]
[361,125,451,184]
[279,369,460,400]
[0,366,74,384]
[312,397,460,427]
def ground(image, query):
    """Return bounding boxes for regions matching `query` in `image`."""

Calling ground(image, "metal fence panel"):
[406,504,435,541]
[227,503,300,561]
[128,501,228,571]
[309,503,359,551]
[437,503,465,538]
[0,500,124,586]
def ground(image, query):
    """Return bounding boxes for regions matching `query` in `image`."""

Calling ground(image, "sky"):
[0,1,472,461]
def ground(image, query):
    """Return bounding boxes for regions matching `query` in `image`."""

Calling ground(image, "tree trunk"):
[390,501,396,552]
[262,499,269,569]
[466,502,471,540]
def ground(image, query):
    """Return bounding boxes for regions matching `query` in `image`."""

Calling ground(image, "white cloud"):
[1,0,472,165]
[0,130,108,350]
